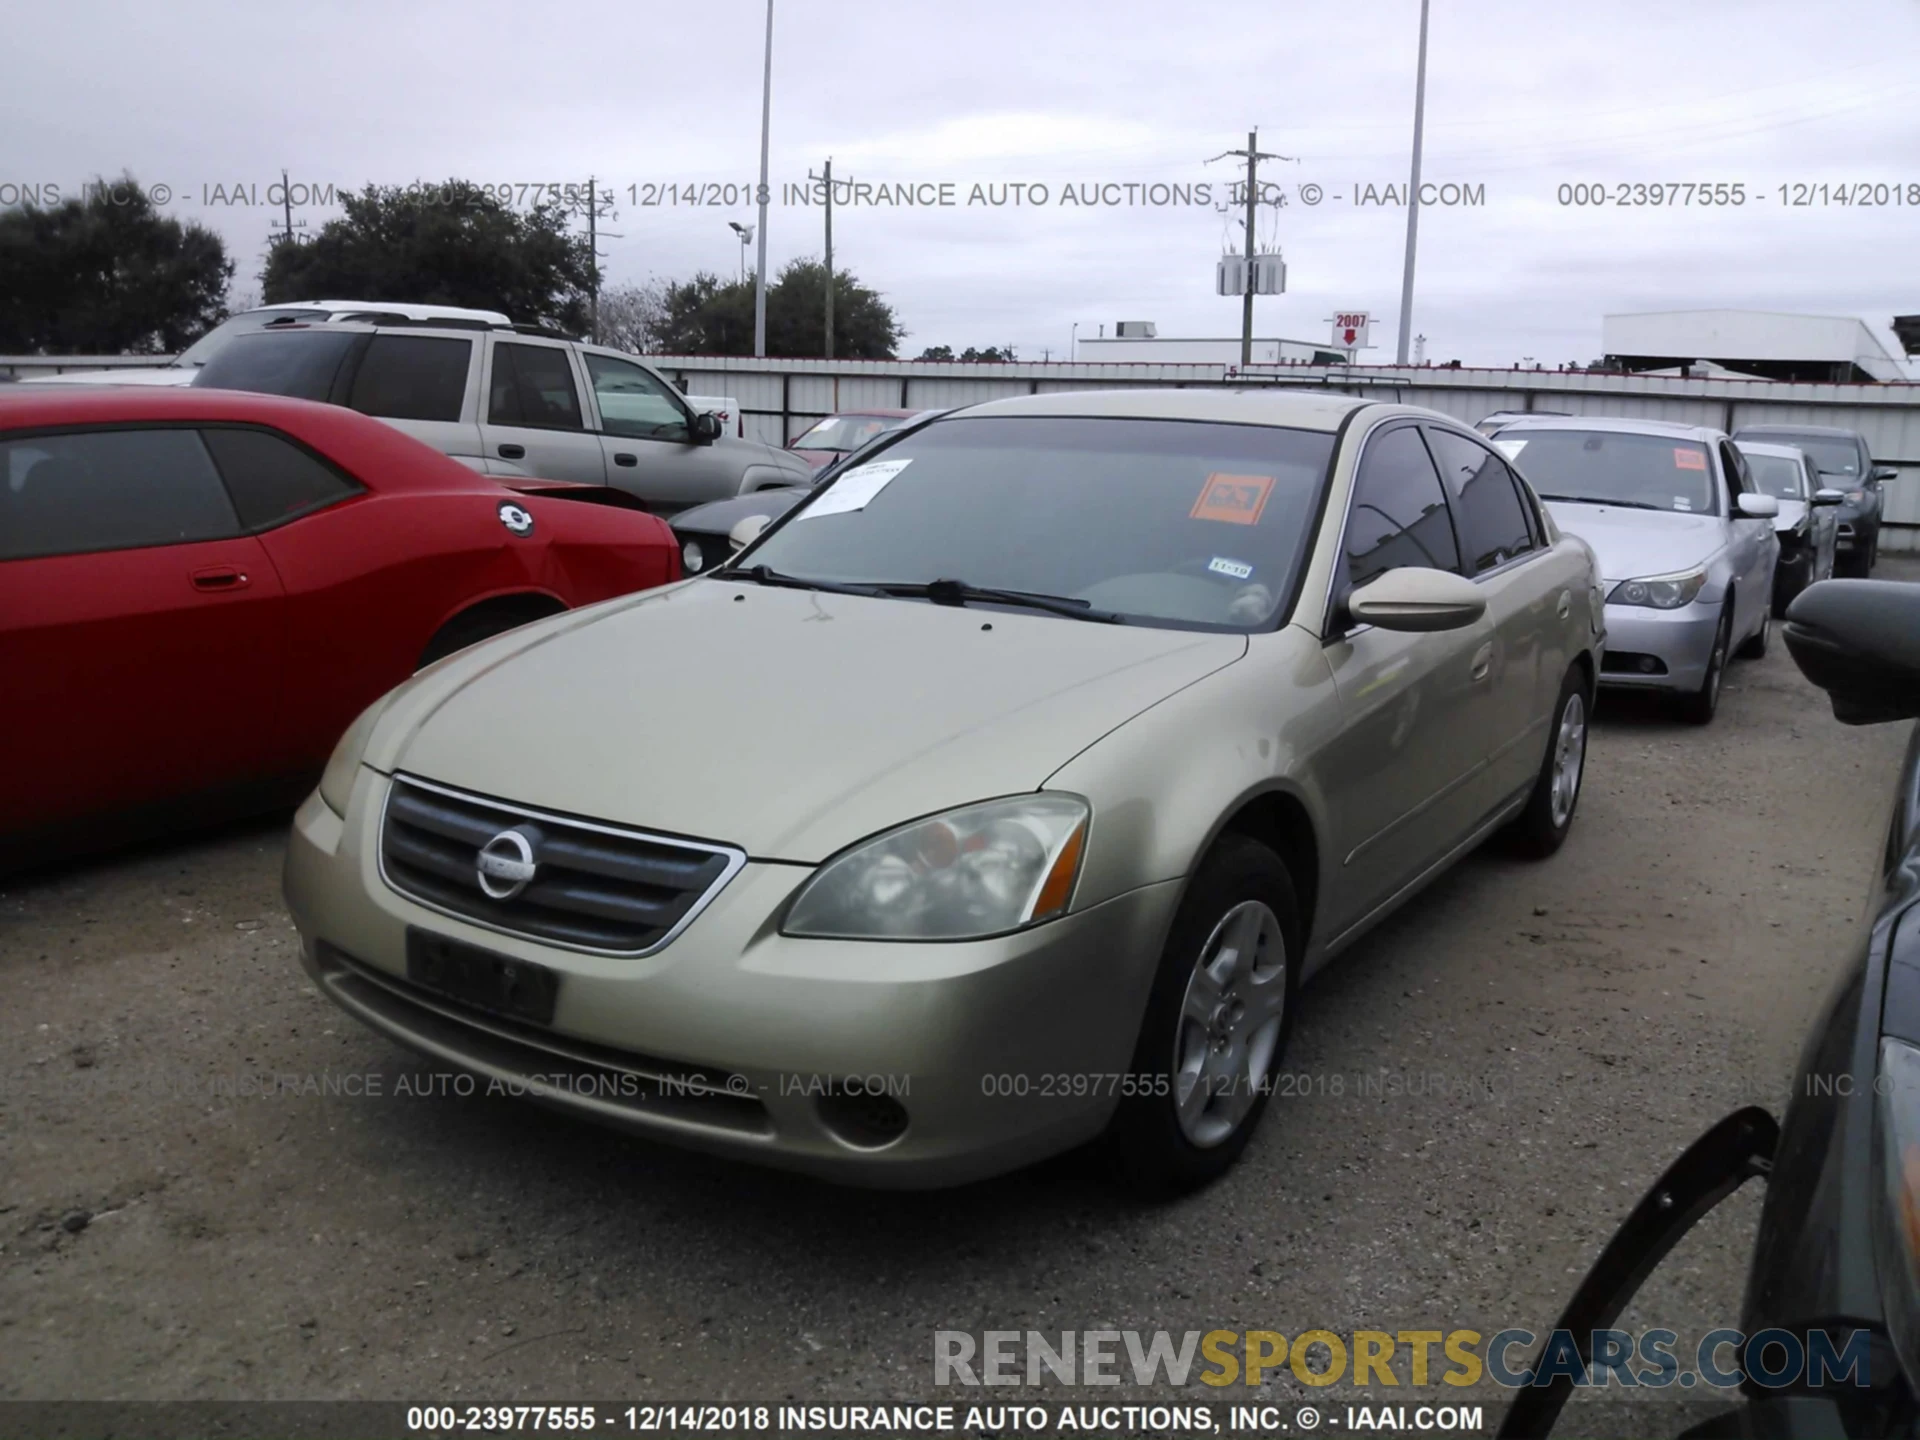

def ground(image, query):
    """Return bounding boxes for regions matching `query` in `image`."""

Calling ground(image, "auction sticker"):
[1191,473,1275,525]
[1673,448,1707,470]
[800,458,913,519]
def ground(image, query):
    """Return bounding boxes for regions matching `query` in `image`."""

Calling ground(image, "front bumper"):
[1594,598,1723,692]
[283,772,1181,1188]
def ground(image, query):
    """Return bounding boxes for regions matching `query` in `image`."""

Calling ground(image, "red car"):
[0,386,678,867]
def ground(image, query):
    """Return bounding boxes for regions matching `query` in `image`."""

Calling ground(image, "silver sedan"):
[1490,417,1779,724]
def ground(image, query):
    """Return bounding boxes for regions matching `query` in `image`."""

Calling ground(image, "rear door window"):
[201,427,362,530]
[488,343,584,430]
[0,429,241,559]
[345,336,473,422]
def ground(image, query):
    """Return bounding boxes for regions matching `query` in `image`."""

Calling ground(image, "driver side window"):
[585,354,691,441]
[1342,425,1463,593]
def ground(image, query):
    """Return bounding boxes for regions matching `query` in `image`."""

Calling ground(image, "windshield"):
[740,415,1335,631]
[792,414,907,451]
[174,308,332,368]
[191,329,361,400]
[1495,430,1718,515]
[1743,432,1860,477]
[1743,453,1807,501]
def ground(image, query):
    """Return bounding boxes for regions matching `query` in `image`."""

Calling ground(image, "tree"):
[651,259,902,358]
[915,345,954,361]
[0,175,232,354]
[592,280,667,352]
[262,180,595,334]
[915,343,1015,362]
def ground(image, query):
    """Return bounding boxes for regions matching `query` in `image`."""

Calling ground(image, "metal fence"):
[9,352,1917,548]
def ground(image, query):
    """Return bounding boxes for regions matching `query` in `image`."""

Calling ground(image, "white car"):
[21,301,514,387]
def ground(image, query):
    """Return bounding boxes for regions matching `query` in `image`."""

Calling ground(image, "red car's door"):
[0,427,285,838]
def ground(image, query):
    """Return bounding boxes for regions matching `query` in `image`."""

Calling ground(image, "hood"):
[670,486,810,534]
[1542,501,1729,583]
[374,581,1247,862]
[22,366,193,386]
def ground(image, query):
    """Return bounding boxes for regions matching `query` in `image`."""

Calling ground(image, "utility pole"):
[1395,0,1432,366]
[753,0,774,356]
[808,157,839,358]
[580,179,621,343]
[280,169,293,247]
[1208,131,1288,366]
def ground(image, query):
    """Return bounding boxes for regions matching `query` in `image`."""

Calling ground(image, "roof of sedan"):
[0,384,356,430]
[946,387,1369,431]
[1732,423,1861,439]
[1490,414,1725,442]
[1734,439,1814,459]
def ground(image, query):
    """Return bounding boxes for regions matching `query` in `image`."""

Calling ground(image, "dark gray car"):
[1731,424,1894,576]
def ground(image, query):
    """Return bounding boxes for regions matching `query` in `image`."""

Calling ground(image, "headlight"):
[782,794,1090,941]
[1845,490,1866,505]
[1874,1036,1920,1391]
[317,695,392,818]
[682,539,704,574]
[1608,567,1708,610]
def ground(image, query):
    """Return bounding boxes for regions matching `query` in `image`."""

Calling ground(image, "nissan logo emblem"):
[476,828,538,900]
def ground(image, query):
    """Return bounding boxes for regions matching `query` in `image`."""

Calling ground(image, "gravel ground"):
[4,560,1916,1426]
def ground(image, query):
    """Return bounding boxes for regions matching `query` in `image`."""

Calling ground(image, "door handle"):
[190,565,249,592]
[1470,641,1494,682]
[497,443,526,460]
[1556,589,1571,620]
[613,452,637,467]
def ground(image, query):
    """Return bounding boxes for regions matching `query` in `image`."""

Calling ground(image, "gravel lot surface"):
[5,560,1916,1426]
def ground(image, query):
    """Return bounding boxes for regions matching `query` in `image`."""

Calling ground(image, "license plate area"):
[405,928,560,1026]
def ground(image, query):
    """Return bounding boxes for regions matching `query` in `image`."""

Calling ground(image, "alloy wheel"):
[1171,900,1287,1147]
[1550,692,1587,828]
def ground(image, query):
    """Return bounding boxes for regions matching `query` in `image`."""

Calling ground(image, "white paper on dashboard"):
[797,458,914,519]
[1492,438,1527,459]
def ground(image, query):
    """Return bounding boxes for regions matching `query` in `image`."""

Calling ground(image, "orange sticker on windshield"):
[1191,473,1276,525]
[1673,448,1707,470]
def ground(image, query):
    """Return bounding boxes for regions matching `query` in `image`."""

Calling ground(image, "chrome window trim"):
[377,772,748,958]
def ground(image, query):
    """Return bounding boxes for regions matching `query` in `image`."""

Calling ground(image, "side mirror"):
[690,410,723,444]
[1347,567,1487,632]
[1872,466,1898,484]
[1812,488,1845,507]
[1783,580,1920,724]
[1735,493,1779,519]
[728,514,770,552]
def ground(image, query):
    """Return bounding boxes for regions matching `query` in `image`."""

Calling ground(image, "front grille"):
[379,775,745,955]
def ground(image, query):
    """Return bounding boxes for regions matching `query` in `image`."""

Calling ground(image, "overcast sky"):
[9,0,1920,367]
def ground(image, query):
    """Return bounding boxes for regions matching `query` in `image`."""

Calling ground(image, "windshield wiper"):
[1536,494,1669,511]
[714,563,887,597]
[874,577,1125,623]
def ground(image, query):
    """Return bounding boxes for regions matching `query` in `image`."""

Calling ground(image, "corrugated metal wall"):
[651,357,1920,546]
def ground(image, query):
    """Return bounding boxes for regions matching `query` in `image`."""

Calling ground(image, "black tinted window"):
[489,344,583,430]
[1426,428,1536,573]
[0,429,239,560]
[201,427,360,530]
[346,336,472,422]
[1344,426,1461,588]
[192,329,362,401]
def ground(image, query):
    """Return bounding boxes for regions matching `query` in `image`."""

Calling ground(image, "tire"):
[1676,604,1732,725]
[1504,666,1590,859]
[417,604,558,669]
[1104,836,1301,1197]
[1771,555,1806,619]
[1736,605,1770,660]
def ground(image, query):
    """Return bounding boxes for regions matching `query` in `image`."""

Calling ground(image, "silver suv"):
[191,320,810,513]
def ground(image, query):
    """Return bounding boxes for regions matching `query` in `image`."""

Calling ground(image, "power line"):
[1206,129,1294,366]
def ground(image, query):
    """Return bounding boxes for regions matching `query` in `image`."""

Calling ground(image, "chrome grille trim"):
[377,773,747,957]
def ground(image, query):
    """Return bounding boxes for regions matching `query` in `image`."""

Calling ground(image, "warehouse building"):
[1602,309,1910,383]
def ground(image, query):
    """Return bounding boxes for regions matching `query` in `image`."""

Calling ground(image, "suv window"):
[345,335,472,422]
[488,343,583,431]
[193,329,361,401]
[0,429,240,560]
[1425,427,1535,574]
[201,427,362,530]
[1343,424,1461,590]
[584,354,690,440]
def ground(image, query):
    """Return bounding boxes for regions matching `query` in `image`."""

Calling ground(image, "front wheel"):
[1736,606,1770,660]
[1505,667,1589,858]
[1104,836,1300,1197]
[1676,604,1731,725]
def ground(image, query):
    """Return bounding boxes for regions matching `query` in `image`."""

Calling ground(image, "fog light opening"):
[816,1091,910,1149]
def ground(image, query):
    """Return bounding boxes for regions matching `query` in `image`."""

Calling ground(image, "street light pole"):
[1395,0,1431,366]
[753,0,774,357]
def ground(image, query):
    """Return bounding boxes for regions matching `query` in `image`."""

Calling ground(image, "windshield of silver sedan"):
[729,415,1336,631]
[1496,429,1719,515]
